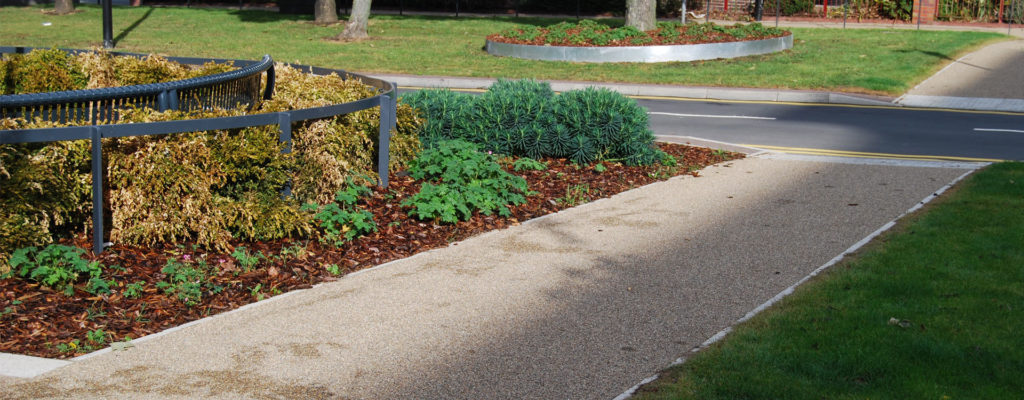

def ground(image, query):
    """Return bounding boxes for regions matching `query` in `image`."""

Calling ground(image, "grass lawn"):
[633,162,1024,399]
[0,5,1007,95]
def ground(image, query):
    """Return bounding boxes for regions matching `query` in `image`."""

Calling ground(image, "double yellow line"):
[744,144,1003,163]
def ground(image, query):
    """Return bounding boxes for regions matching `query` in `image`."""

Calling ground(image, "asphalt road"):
[641,98,1024,161]
[397,86,1024,161]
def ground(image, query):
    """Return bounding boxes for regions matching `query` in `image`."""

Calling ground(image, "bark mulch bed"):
[0,143,742,359]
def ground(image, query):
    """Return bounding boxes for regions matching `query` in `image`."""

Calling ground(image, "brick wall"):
[913,0,937,23]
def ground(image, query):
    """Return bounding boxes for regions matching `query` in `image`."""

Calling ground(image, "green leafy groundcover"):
[489,20,788,47]
[0,49,422,264]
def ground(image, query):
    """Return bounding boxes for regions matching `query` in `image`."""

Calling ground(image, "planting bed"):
[487,21,792,63]
[0,143,741,359]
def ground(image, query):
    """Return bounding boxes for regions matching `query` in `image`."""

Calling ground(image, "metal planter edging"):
[485,33,793,63]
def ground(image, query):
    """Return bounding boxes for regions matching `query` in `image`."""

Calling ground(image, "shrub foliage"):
[402,79,665,166]
[0,50,422,262]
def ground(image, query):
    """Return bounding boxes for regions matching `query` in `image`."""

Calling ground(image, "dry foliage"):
[1,55,422,261]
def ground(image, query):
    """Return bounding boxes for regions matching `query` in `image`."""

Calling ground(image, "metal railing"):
[0,47,275,123]
[0,48,398,255]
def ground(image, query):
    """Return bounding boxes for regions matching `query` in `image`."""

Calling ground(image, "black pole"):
[1009,0,1015,35]
[916,0,921,29]
[400,0,403,15]
[843,0,847,28]
[576,0,580,20]
[456,0,459,17]
[754,0,764,20]
[102,0,114,48]
[515,0,519,17]
[775,0,780,27]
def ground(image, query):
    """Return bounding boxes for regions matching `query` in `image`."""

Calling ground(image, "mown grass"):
[0,5,1006,94]
[634,162,1024,399]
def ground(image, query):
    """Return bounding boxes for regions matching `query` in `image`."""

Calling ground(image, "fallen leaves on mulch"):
[0,143,741,359]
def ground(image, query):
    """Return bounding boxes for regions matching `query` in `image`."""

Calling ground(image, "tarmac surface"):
[0,21,1018,399]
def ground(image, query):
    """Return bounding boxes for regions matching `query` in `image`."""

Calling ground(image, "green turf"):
[633,162,1024,399]
[0,5,1006,94]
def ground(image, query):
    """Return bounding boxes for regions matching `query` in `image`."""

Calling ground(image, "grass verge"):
[0,5,1006,95]
[633,162,1024,399]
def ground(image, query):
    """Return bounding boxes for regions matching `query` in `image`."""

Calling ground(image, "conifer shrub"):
[0,119,92,266]
[1,53,422,261]
[2,48,89,94]
[402,80,665,165]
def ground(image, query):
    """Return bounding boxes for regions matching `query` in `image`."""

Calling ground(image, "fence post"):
[157,91,170,111]
[378,90,394,188]
[91,126,105,255]
[278,113,293,197]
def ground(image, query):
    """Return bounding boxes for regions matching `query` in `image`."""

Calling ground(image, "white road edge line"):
[612,163,987,400]
[647,111,776,120]
[974,128,1024,134]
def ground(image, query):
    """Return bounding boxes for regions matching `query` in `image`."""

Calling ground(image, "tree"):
[55,0,75,15]
[625,0,656,31]
[335,0,372,40]
[316,0,339,24]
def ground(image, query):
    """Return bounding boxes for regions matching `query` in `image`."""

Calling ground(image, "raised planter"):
[486,33,793,63]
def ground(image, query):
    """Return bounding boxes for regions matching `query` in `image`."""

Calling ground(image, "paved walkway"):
[897,39,1024,111]
[0,149,981,398]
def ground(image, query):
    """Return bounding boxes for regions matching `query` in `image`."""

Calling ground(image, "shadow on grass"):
[114,6,155,46]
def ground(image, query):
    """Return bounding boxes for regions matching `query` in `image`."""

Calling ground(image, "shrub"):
[472,79,557,158]
[403,140,529,223]
[5,244,105,296]
[403,80,666,166]
[1,122,92,265]
[2,55,421,257]
[109,110,314,251]
[552,87,665,165]
[2,48,88,94]
[265,65,421,204]
[399,88,477,148]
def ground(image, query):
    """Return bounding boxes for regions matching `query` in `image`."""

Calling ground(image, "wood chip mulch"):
[0,143,742,359]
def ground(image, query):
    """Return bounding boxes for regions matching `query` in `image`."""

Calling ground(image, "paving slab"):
[0,155,975,399]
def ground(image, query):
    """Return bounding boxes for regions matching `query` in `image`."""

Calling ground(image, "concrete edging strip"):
[612,161,985,400]
[485,34,793,63]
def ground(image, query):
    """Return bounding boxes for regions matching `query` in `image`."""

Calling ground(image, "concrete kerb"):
[369,73,899,107]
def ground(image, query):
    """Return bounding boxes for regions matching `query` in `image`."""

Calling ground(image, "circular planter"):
[486,33,793,63]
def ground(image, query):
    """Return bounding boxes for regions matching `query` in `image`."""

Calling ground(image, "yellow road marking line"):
[744,144,1003,162]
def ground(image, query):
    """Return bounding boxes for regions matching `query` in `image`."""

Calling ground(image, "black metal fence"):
[0,47,275,124]
[0,48,398,254]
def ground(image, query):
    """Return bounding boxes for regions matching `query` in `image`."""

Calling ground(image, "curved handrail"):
[0,49,276,122]
[0,55,275,108]
[0,49,399,254]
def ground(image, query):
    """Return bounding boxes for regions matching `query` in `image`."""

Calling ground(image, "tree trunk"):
[55,0,75,15]
[336,0,372,40]
[315,0,338,24]
[625,0,657,31]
